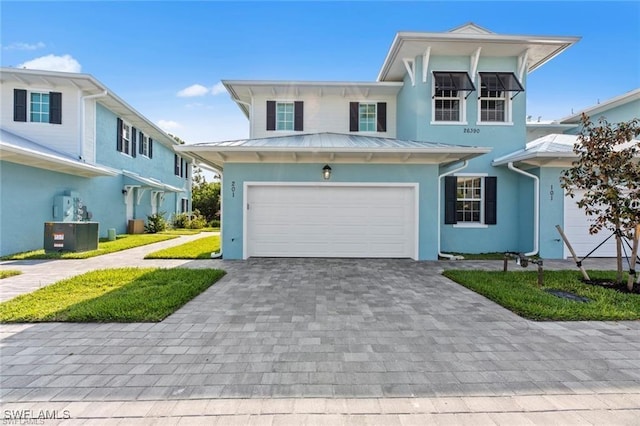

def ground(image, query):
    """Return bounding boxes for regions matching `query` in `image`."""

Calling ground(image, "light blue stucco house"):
[0,68,192,256]
[177,23,638,261]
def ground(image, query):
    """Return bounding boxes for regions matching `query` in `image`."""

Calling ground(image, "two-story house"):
[178,23,635,261]
[0,68,192,256]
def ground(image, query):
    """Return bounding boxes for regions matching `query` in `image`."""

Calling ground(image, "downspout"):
[80,90,108,161]
[438,160,468,260]
[508,162,539,256]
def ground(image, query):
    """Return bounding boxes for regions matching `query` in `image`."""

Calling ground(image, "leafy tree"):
[169,134,186,145]
[561,113,640,285]
[191,166,220,224]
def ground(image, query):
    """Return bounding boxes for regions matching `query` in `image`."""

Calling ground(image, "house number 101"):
[463,128,480,134]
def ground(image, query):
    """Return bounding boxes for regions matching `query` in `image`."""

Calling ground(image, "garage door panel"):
[246,185,416,258]
[564,190,616,257]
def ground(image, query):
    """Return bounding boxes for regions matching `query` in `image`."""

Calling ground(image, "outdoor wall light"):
[322,164,332,180]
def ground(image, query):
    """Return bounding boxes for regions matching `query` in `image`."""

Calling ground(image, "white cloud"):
[177,82,227,97]
[157,120,182,131]
[177,84,210,97]
[18,54,81,73]
[3,41,46,51]
[211,82,226,95]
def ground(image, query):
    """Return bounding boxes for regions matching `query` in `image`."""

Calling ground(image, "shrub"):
[189,215,207,229]
[172,213,190,229]
[209,219,220,228]
[145,212,167,233]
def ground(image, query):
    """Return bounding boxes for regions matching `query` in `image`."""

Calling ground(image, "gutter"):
[80,90,108,161]
[438,160,468,260]
[508,162,539,256]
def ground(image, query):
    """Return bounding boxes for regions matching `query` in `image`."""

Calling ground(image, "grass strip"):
[0,270,22,279]
[145,236,220,259]
[0,267,225,322]
[1,234,177,260]
[443,269,640,321]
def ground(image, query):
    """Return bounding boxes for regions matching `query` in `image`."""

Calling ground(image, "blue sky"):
[2,1,639,144]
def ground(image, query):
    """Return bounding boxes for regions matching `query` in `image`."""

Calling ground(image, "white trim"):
[422,47,431,83]
[431,72,467,124]
[402,58,416,86]
[242,181,419,260]
[453,223,489,229]
[476,73,513,125]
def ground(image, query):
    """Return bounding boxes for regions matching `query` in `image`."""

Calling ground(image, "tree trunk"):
[616,226,623,284]
[629,225,639,292]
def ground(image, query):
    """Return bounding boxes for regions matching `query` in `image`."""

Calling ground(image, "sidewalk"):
[0,232,220,302]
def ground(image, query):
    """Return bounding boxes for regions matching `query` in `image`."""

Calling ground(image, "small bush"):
[189,216,207,229]
[209,219,220,228]
[172,213,190,229]
[145,212,167,234]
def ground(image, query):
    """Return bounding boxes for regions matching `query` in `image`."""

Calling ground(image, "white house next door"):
[245,184,417,259]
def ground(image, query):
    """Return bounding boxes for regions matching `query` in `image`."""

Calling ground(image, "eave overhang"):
[222,80,404,119]
[176,133,491,171]
[0,138,118,178]
[122,170,185,193]
[0,67,178,149]
[378,31,580,82]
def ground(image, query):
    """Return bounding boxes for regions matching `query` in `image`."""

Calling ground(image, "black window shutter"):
[266,101,276,131]
[181,158,185,178]
[444,176,458,224]
[174,154,179,175]
[116,118,123,152]
[49,92,62,124]
[139,131,144,154]
[349,102,359,132]
[377,102,387,132]
[484,176,497,225]
[149,138,153,158]
[131,127,137,157]
[294,101,304,131]
[14,89,27,122]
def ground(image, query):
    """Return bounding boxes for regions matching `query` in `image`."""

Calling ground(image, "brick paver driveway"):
[2,257,639,405]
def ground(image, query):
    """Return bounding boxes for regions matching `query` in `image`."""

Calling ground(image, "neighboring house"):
[0,68,192,256]
[504,88,640,258]
[177,23,635,261]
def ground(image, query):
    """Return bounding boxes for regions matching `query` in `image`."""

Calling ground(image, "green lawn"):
[0,270,21,279]
[145,235,220,259]
[1,234,177,260]
[160,228,220,235]
[443,269,640,321]
[0,267,225,322]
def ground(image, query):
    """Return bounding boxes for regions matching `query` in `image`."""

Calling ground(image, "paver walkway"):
[1,240,638,424]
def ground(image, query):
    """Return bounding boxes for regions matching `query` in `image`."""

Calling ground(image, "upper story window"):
[444,175,497,226]
[266,101,303,131]
[432,72,475,124]
[139,131,152,158]
[116,118,136,157]
[174,154,188,178]
[477,72,524,124]
[349,102,387,132]
[13,89,62,124]
[276,102,294,130]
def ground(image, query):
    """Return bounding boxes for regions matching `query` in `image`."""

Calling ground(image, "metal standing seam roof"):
[122,170,185,193]
[0,128,118,177]
[492,133,639,166]
[187,132,487,151]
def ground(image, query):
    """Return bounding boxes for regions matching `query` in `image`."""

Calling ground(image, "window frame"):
[358,102,377,132]
[139,132,150,158]
[453,174,487,227]
[276,101,295,131]
[120,121,132,156]
[29,91,50,123]
[431,73,468,125]
[477,75,511,125]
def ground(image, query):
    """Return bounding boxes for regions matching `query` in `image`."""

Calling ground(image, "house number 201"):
[463,128,480,134]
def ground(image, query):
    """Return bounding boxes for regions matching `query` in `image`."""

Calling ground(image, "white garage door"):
[245,184,417,259]
[563,189,617,257]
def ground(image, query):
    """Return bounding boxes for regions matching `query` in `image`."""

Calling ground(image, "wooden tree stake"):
[629,224,640,291]
[556,225,591,281]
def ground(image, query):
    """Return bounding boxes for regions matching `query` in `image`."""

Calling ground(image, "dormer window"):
[478,72,524,124]
[432,72,475,124]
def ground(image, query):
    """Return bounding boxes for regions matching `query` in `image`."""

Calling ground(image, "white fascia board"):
[558,88,640,123]
[178,145,491,155]
[492,151,577,166]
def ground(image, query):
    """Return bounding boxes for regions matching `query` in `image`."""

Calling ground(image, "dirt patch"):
[582,278,640,294]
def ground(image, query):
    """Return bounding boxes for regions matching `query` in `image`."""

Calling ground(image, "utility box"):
[44,222,99,253]
[127,219,145,234]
